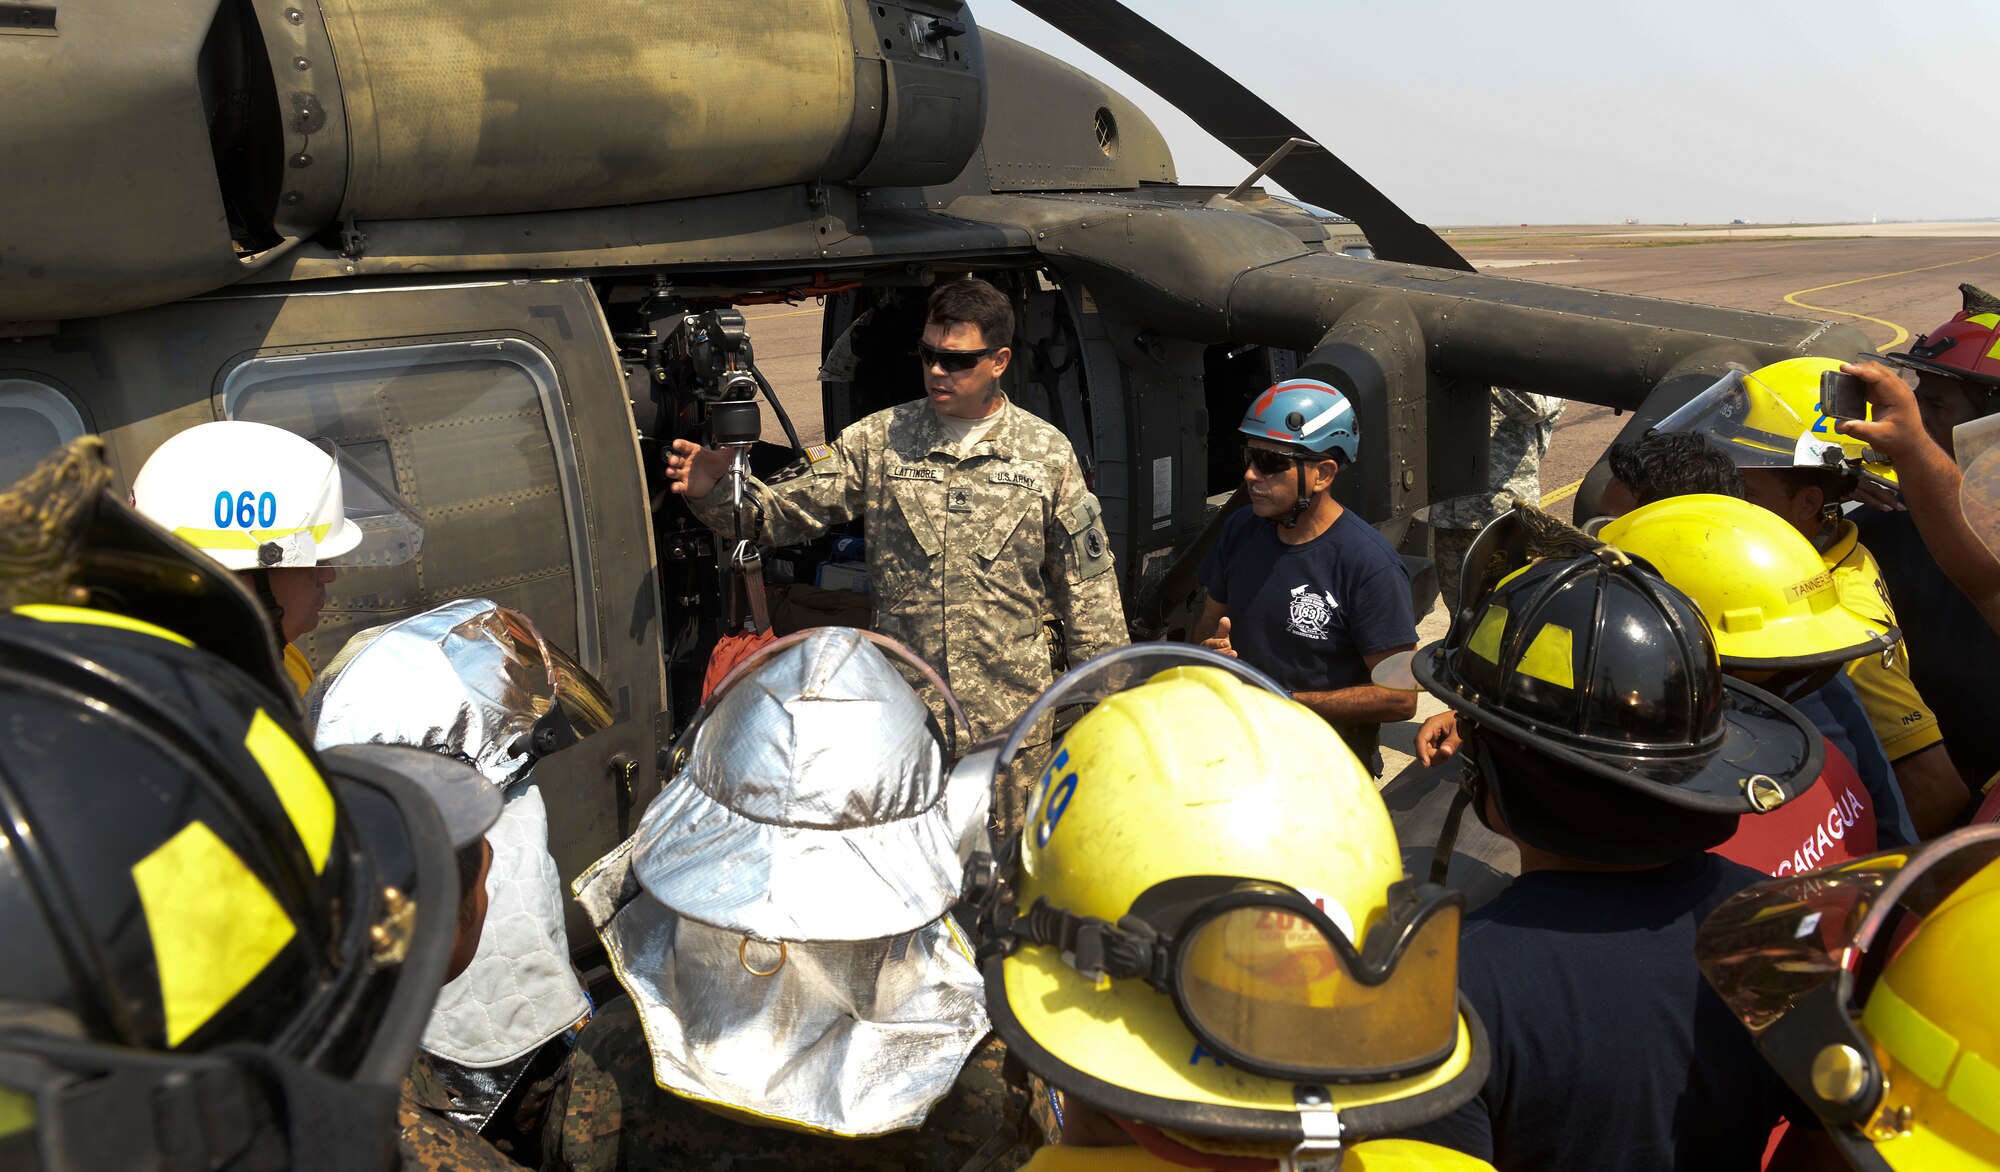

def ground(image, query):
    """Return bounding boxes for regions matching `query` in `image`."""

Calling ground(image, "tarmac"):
[736,226,2000,893]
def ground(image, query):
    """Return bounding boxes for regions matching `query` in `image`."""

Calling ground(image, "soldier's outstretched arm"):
[1047,463,1129,667]
[684,435,866,547]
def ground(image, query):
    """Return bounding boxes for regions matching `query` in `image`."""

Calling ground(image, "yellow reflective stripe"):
[131,820,296,1047]
[10,604,193,646]
[1519,623,1576,689]
[1968,313,2000,329]
[169,522,332,550]
[1948,1047,2000,1139]
[1469,607,1509,664]
[244,709,333,874]
[1865,975,1957,1088]
[1989,335,2000,362]
[0,1088,33,1140]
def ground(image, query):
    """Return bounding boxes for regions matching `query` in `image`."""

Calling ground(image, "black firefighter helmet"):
[1412,544,1823,865]
[0,606,468,1170]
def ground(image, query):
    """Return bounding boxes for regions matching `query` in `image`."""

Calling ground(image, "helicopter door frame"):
[2,277,665,920]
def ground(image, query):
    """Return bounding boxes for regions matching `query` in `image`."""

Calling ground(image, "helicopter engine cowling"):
[317,0,984,219]
[0,0,984,323]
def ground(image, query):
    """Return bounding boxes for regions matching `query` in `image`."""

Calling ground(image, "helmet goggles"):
[1695,825,2000,1155]
[1006,874,1463,1084]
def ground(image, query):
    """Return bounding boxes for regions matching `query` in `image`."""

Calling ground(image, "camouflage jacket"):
[396,1062,524,1172]
[1428,388,1566,531]
[689,399,1128,741]
[546,999,1034,1172]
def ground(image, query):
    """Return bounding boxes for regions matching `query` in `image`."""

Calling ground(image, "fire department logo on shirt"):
[1286,583,1338,640]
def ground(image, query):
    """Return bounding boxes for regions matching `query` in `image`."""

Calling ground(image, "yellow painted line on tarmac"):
[1541,476,1585,505]
[743,305,824,319]
[1783,249,2000,353]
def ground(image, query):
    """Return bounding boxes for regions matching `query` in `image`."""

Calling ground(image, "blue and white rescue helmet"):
[1238,378,1359,464]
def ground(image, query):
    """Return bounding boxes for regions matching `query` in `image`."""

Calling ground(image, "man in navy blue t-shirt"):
[1194,378,1416,771]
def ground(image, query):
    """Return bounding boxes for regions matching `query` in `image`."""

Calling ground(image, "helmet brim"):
[1711,606,1898,671]
[984,948,1489,1143]
[629,754,986,941]
[1412,642,1822,814]
[314,746,461,1088]
[1877,351,2000,393]
[315,517,364,561]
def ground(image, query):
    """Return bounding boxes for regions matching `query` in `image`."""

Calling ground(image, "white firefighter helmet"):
[133,421,421,570]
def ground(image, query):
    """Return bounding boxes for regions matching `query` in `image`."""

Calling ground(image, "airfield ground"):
[736,225,2000,818]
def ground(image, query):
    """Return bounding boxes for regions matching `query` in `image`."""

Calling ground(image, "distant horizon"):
[977,1,1996,227]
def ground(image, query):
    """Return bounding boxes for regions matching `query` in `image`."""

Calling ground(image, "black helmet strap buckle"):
[1286,461,1311,528]
[0,1029,272,1171]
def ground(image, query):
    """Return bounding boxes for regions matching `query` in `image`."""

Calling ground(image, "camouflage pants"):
[1434,526,1481,616]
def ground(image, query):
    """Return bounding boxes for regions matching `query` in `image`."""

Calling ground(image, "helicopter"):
[0,0,1871,920]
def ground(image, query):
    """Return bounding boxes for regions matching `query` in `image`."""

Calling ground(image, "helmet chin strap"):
[1284,460,1310,528]
[248,568,287,644]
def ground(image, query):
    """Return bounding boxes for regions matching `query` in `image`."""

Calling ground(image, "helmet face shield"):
[1653,366,1897,489]
[497,606,614,738]
[1655,370,1806,467]
[1696,825,2000,1146]
[1956,413,2000,563]
[986,644,1292,776]
[312,440,425,569]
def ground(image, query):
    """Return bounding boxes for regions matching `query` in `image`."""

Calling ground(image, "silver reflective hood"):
[307,597,548,785]
[575,839,989,1137]
[634,626,989,942]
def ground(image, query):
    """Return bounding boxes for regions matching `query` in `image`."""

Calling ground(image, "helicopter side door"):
[1,277,665,917]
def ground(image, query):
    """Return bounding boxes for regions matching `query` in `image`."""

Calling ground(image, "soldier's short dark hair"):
[1608,432,1746,506]
[926,279,1015,350]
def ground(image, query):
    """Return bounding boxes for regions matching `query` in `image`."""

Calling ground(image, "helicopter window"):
[0,378,89,486]
[218,338,595,674]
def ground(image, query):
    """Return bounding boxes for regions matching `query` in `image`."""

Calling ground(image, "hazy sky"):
[976,1,1997,226]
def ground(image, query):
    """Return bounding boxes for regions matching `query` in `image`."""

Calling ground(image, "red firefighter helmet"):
[1881,283,2000,392]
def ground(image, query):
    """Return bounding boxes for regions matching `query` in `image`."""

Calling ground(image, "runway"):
[1456,230,2000,519]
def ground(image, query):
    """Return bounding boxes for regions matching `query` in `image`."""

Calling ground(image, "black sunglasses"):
[1242,444,1309,475]
[918,343,998,373]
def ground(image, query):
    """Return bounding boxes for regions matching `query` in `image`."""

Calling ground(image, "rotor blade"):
[1013,0,1474,272]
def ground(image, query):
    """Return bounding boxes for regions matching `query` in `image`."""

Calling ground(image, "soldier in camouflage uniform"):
[545,998,1036,1172]
[667,279,1127,832]
[1429,387,1565,612]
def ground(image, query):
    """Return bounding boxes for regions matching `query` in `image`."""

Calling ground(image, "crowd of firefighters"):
[2,278,1999,1172]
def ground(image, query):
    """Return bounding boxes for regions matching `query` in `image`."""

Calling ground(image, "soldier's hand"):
[1201,616,1236,658]
[666,438,730,497]
[1415,711,1462,766]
